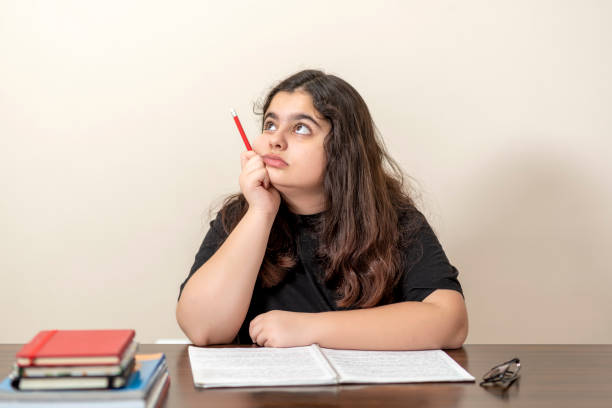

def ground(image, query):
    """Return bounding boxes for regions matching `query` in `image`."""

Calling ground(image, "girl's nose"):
[268,127,287,150]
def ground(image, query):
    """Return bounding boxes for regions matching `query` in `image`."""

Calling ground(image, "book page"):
[188,345,338,388]
[320,348,474,384]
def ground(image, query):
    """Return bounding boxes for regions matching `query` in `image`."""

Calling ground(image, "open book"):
[188,345,474,388]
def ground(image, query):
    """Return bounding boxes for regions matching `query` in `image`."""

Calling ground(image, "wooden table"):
[2,344,611,407]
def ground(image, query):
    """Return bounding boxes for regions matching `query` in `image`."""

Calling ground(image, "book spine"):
[153,376,171,408]
[16,330,58,366]
[117,331,136,357]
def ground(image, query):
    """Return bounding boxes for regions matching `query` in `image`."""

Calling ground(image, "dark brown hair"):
[218,69,424,308]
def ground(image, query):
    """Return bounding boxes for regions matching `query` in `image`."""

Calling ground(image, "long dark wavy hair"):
[218,69,424,308]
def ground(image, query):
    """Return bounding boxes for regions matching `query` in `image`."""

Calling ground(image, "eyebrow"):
[264,112,322,129]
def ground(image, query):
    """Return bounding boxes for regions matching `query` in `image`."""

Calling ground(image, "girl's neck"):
[279,189,326,215]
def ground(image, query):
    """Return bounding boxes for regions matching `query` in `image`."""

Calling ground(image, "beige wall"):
[1,1,610,344]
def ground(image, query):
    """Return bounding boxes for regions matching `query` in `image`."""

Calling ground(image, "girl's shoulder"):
[214,194,248,235]
[396,205,430,248]
[397,203,427,228]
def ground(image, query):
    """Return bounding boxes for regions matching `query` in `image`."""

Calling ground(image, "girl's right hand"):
[239,151,281,216]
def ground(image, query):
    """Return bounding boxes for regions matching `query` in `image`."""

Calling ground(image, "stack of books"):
[0,330,169,407]
[11,329,138,391]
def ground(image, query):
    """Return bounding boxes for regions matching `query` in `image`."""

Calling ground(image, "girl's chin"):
[270,183,323,196]
[268,180,288,192]
[268,181,298,195]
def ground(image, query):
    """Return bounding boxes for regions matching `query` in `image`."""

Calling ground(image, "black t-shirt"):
[179,210,463,344]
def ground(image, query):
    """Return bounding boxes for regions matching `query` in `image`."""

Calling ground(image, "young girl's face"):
[254,90,331,196]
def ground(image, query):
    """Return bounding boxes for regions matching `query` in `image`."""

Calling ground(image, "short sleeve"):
[178,212,229,300]
[396,215,463,302]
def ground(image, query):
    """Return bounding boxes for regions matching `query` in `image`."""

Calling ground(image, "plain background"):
[1,1,610,344]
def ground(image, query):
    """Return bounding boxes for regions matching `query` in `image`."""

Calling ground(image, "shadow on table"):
[480,377,521,401]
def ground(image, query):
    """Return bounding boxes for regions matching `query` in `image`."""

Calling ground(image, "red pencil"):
[230,108,252,151]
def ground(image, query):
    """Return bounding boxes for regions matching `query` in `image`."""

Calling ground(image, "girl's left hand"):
[249,310,316,347]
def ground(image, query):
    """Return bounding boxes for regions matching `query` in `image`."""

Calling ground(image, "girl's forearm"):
[310,294,468,350]
[176,209,275,346]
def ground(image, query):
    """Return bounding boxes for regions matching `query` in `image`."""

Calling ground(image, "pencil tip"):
[230,108,237,117]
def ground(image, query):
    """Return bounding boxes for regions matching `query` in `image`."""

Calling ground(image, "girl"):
[176,70,468,350]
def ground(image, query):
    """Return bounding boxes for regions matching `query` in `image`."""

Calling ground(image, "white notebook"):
[188,344,474,388]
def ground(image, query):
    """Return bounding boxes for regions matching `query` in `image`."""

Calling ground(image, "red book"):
[16,329,135,367]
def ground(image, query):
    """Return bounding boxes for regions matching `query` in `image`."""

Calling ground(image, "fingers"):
[241,153,263,178]
[250,314,274,346]
[255,333,267,347]
[247,167,270,189]
[249,316,262,345]
[262,170,270,189]
[241,155,272,190]
[240,150,258,170]
[250,325,267,347]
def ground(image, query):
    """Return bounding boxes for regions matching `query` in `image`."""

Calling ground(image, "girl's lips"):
[262,155,288,168]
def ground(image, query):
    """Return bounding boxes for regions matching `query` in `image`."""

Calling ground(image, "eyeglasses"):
[479,357,521,389]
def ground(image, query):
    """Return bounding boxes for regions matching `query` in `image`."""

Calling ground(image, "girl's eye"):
[295,123,311,135]
[264,121,277,131]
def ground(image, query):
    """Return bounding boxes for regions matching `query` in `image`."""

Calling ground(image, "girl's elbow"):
[177,320,214,346]
[176,304,210,346]
[444,333,466,349]
[444,315,468,349]
[189,331,212,347]
[190,330,237,346]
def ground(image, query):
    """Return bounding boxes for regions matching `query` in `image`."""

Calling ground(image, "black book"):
[11,358,135,391]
